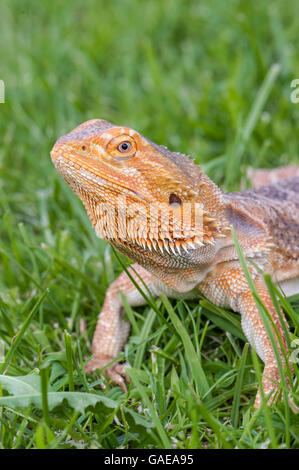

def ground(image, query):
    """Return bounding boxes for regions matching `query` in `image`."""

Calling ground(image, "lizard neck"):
[197,171,227,223]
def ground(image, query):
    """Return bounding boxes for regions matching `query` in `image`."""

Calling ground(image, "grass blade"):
[64,330,75,392]
[126,368,171,449]
[0,289,49,374]
[225,63,280,188]
[231,343,249,427]
[160,294,209,397]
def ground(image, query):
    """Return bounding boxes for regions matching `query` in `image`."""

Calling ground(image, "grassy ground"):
[0,0,298,449]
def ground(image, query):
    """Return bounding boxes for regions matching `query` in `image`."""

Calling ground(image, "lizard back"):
[229,175,299,282]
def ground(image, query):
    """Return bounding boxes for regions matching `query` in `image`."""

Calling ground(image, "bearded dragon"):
[50,119,299,408]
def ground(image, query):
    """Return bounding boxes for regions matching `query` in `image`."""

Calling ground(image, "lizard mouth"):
[51,149,147,203]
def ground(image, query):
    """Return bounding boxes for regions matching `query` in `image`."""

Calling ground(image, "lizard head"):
[51,119,227,266]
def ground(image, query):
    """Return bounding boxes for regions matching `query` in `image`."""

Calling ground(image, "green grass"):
[0,0,299,449]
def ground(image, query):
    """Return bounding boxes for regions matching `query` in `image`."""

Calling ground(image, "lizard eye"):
[106,135,136,159]
[117,141,132,153]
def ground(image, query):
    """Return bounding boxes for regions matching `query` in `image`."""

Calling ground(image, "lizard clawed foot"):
[85,356,130,392]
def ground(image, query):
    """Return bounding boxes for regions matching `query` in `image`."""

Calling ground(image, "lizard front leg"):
[199,263,290,408]
[85,263,178,391]
[239,282,290,408]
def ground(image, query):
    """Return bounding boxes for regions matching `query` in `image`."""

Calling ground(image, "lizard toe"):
[115,363,131,384]
[85,357,130,392]
[84,357,108,374]
[107,366,128,393]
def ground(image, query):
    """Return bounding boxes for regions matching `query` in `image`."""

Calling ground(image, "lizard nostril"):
[82,145,86,151]
[169,193,182,207]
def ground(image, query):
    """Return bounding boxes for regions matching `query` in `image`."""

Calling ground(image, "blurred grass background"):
[0,0,298,449]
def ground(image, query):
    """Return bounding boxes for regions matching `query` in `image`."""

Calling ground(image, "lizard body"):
[51,119,299,407]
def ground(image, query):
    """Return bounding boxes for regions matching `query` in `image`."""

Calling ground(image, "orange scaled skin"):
[51,119,299,408]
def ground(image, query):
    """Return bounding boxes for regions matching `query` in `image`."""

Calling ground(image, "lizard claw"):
[85,357,130,392]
